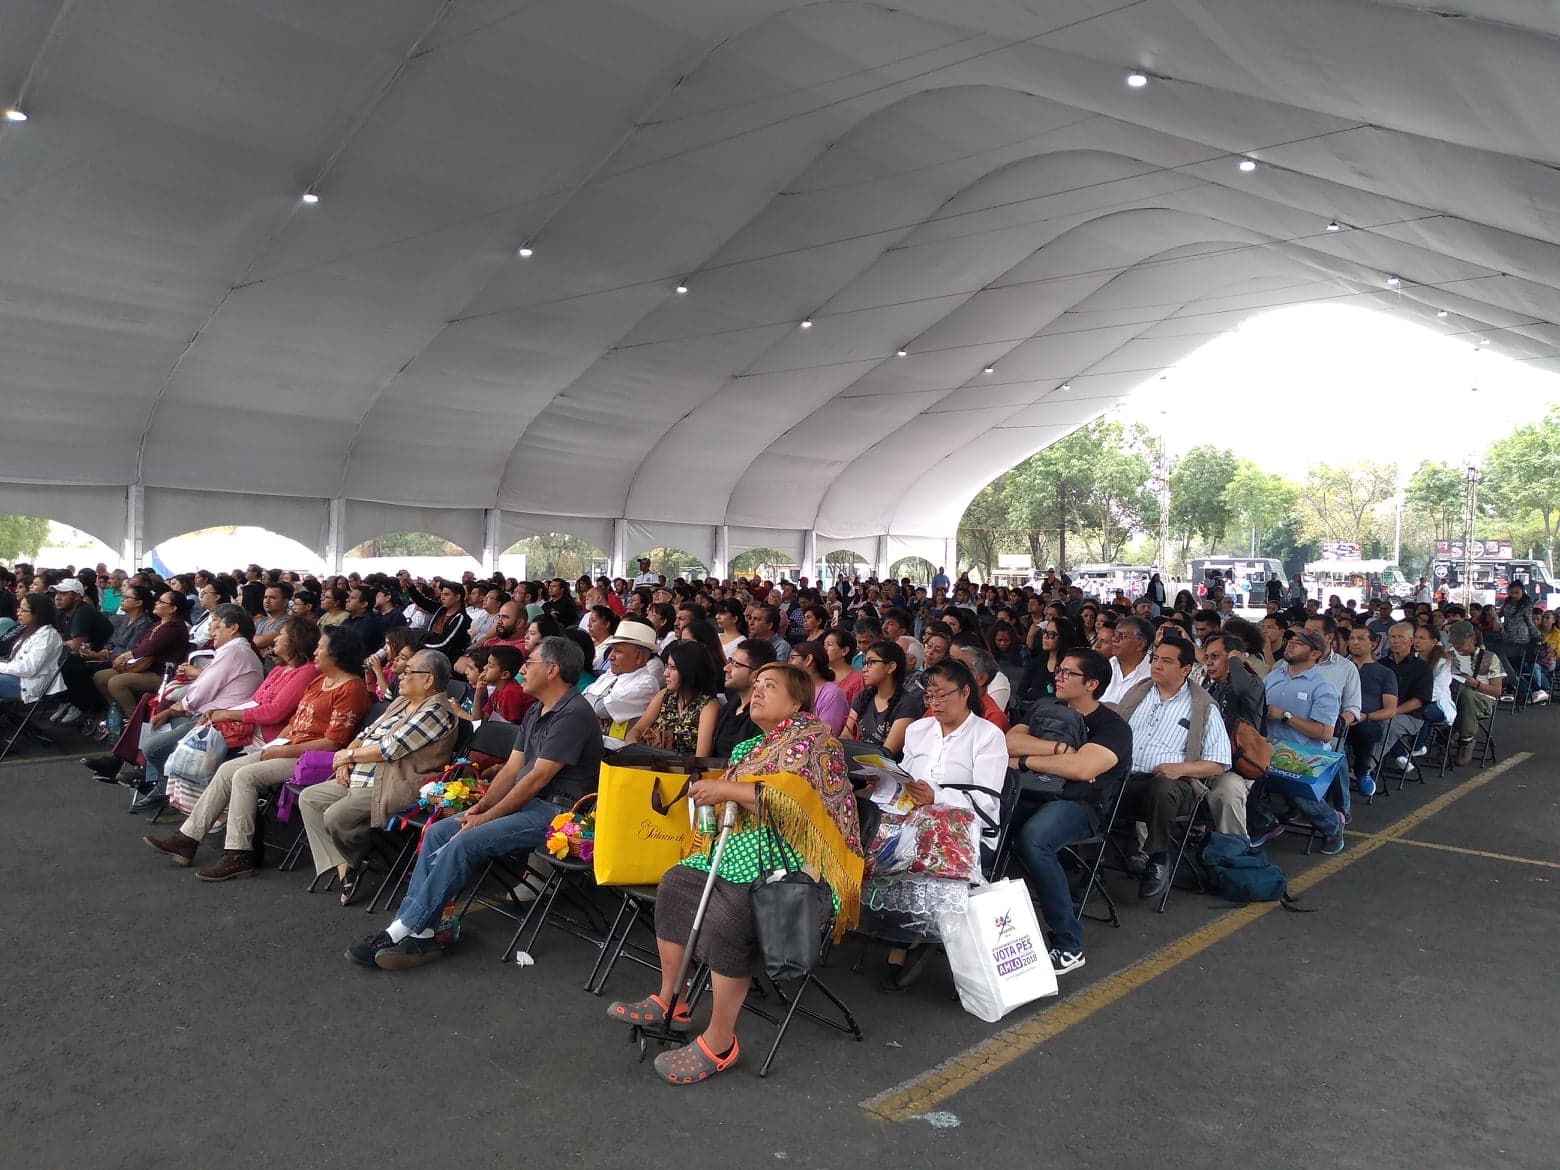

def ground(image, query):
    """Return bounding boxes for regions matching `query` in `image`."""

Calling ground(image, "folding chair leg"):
[1157,795,1206,914]
[585,893,642,994]
[365,836,418,914]
[500,866,567,962]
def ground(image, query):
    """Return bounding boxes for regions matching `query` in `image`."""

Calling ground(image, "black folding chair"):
[584,884,660,995]
[1059,780,1130,929]
[0,646,69,762]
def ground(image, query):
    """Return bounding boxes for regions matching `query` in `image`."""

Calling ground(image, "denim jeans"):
[140,715,195,790]
[391,796,562,934]
[1288,789,1340,838]
[1411,703,1446,751]
[1012,798,1096,955]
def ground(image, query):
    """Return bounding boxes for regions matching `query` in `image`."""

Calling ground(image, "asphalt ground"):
[3,706,1556,1170]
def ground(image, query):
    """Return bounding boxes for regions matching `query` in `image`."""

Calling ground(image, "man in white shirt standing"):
[631,557,661,590]
[1101,616,1152,705]
[582,619,663,734]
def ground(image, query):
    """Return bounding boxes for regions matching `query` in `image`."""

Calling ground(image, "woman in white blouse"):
[880,658,1009,992]
[897,659,1010,851]
[0,593,66,704]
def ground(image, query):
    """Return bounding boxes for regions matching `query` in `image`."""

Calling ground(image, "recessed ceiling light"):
[1436,309,1448,318]
[1480,337,1491,345]
[799,319,813,329]
[1326,220,1341,231]
[3,107,26,123]
[895,347,908,357]
[1237,158,1257,173]
[1385,275,1401,287]
[1126,72,1148,88]
[982,365,995,375]
[674,282,688,295]
[1059,382,1071,391]
[517,245,533,258]
[300,191,319,205]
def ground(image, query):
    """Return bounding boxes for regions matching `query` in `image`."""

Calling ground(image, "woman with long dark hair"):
[1015,617,1077,705]
[628,641,720,756]
[0,592,64,705]
[843,640,921,758]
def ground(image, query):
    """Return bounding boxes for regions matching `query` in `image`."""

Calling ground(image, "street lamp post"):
[1463,461,1479,606]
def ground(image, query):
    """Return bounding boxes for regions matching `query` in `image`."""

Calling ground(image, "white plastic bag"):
[934,878,1058,1022]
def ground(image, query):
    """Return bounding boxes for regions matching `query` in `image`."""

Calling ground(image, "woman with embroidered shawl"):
[609,662,863,1085]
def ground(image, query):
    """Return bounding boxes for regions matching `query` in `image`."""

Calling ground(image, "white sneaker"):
[1411,745,1429,758]
[1048,948,1086,974]
[1532,690,1550,705]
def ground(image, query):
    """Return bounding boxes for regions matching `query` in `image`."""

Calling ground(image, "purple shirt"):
[811,680,849,736]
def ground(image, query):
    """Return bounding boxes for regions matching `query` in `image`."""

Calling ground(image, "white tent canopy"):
[3,1,1558,572]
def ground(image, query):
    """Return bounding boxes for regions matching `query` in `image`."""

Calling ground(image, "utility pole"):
[1156,416,1170,574]
[1463,460,1479,607]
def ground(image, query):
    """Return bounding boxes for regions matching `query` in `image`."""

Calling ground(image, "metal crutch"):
[632,798,740,1058]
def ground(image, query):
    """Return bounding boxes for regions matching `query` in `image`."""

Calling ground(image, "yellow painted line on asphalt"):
[859,751,1532,1123]
[1381,836,1560,870]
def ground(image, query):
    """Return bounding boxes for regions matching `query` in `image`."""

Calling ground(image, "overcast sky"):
[1118,304,1560,481]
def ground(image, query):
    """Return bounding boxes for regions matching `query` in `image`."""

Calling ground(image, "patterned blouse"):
[649,691,717,755]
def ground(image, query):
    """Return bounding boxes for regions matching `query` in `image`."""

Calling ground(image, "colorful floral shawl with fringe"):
[679,713,864,938]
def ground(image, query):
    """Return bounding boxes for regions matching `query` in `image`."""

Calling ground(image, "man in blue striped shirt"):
[1115,638,1233,900]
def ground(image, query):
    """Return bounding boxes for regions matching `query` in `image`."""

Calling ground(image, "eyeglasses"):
[727,659,752,670]
[1041,628,1058,637]
[862,657,886,667]
[922,688,961,703]
[1053,667,1083,681]
[401,669,434,678]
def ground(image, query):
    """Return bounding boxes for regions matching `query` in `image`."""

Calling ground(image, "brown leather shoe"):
[1455,737,1475,767]
[144,831,199,866]
[197,850,255,882]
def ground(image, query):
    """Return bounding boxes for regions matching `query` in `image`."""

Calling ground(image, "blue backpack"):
[1200,832,1310,909]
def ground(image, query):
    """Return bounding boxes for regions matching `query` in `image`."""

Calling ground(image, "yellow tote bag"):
[592,763,704,886]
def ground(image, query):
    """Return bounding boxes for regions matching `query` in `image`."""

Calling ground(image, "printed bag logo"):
[990,933,1037,978]
[992,910,1015,939]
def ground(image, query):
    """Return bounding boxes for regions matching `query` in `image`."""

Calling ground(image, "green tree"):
[1483,407,1560,570]
[1403,461,1465,543]
[730,548,789,578]
[957,479,1011,578]
[351,531,457,558]
[0,515,50,563]
[1169,445,1238,563]
[1223,462,1298,555]
[503,533,607,580]
[1297,462,1397,546]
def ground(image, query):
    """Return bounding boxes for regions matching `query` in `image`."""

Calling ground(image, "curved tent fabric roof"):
[3,0,1560,568]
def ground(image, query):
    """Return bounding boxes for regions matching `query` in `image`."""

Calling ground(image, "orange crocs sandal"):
[653,1035,740,1085]
[606,993,692,1030]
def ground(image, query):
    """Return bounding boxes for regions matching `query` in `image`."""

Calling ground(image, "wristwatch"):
[1280,711,1291,723]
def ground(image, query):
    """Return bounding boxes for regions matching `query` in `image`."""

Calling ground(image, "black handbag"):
[750,787,828,981]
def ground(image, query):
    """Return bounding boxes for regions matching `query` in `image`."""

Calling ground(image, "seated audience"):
[843,640,922,759]
[299,649,460,900]
[346,635,601,970]
[789,639,849,735]
[0,593,66,707]
[142,625,370,882]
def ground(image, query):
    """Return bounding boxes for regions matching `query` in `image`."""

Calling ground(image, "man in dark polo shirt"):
[348,635,602,970]
[1381,622,1432,776]
[1004,648,1133,975]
